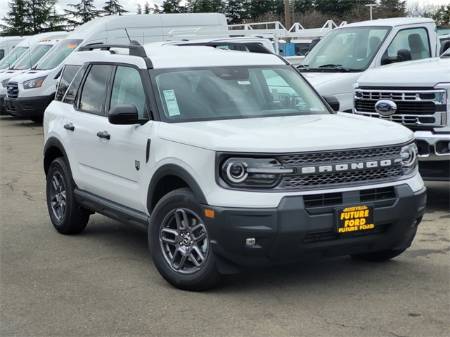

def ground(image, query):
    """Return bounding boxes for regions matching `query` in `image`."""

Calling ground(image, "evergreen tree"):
[65,0,101,28]
[294,0,313,13]
[433,5,450,26]
[137,3,142,14]
[189,0,224,13]
[225,0,248,23]
[26,0,57,33]
[162,0,187,13]
[144,2,151,14]
[103,0,128,16]
[377,0,406,18]
[47,7,67,31]
[1,0,30,35]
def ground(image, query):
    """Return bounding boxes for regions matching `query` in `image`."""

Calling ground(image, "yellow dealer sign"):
[337,205,375,234]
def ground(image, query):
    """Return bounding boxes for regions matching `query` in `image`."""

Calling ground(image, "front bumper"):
[206,184,426,267]
[415,131,450,181]
[4,94,53,119]
[0,94,5,115]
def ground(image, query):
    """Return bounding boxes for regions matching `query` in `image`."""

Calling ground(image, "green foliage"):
[161,0,187,13]
[103,0,128,16]
[1,0,29,35]
[189,0,224,13]
[433,5,450,26]
[65,0,101,28]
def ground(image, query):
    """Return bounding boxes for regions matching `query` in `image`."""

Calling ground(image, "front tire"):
[46,157,90,234]
[149,188,220,291]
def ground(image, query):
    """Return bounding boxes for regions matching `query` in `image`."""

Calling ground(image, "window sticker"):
[163,89,181,117]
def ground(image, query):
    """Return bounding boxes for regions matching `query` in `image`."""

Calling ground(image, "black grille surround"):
[217,144,409,191]
[6,81,18,99]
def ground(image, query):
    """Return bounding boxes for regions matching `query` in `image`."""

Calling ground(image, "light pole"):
[365,4,377,21]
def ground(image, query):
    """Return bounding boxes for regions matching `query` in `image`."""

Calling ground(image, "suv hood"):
[302,72,361,95]
[358,58,450,87]
[158,114,413,153]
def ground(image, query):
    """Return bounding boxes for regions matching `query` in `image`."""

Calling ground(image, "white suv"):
[43,42,427,290]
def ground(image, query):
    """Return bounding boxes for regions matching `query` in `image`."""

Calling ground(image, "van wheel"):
[351,248,407,262]
[46,157,90,234]
[149,188,220,291]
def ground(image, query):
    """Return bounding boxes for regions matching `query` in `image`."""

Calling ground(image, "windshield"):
[300,27,391,72]
[152,65,329,122]
[13,44,52,70]
[0,46,28,70]
[35,39,82,70]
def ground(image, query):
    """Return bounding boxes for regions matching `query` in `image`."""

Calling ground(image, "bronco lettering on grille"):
[300,159,393,175]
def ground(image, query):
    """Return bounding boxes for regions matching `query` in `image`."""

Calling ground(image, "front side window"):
[55,65,81,101]
[383,28,430,64]
[0,50,4,60]
[35,39,82,70]
[110,66,147,119]
[0,46,28,69]
[153,65,329,122]
[79,65,113,115]
[13,44,52,70]
[301,27,390,72]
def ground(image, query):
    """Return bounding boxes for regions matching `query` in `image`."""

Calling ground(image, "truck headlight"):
[220,157,294,188]
[435,83,450,104]
[23,76,47,89]
[400,142,418,174]
[1,78,10,87]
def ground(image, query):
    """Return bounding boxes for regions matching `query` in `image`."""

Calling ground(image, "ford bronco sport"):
[43,42,426,290]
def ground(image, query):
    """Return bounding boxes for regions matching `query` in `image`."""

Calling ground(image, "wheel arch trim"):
[43,137,70,175]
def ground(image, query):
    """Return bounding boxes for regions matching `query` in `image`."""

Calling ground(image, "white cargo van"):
[0,37,24,61]
[5,13,229,121]
[0,33,67,115]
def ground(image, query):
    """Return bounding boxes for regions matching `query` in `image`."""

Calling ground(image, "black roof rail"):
[78,41,153,69]
[176,41,273,55]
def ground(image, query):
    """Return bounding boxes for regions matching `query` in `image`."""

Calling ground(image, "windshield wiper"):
[318,64,344,68]
[297,64,309,69]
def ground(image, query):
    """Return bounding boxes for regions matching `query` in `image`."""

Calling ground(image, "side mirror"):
[108,104,140,125]
[397,49,412,62]
[323,96,340,112]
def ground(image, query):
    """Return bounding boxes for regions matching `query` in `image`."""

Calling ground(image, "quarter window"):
[110,66,147,119]
[79,65,113,115]
[55,65,81,101]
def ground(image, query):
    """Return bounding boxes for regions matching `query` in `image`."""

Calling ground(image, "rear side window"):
[55,65,81,101]
[110,66,147,119]
[79,64,113,115]
[63,65,87,105]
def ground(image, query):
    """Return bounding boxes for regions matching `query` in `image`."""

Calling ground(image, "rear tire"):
[149,188,220,291]
[46,157,90,235]
[351,248,406,262]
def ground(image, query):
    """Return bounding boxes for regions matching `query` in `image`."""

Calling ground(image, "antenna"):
[124,28,132,43]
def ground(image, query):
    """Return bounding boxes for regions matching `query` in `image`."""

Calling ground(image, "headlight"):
[434,83,449,104]
[23,76,47,89]
[400,142,418,174]
[1,78,10,87]
[220,157,294,188]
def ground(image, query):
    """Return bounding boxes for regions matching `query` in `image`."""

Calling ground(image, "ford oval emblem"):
[375,100,397,116]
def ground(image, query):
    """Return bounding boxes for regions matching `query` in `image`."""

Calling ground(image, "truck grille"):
[354,89,447,128]
[276,145,404,190]
[6,82,18,99]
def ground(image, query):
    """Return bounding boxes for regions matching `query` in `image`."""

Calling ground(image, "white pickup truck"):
[298,18,444,112]
[354,49,450,181]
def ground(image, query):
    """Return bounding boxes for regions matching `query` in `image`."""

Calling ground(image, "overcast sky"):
[1,0,449,23]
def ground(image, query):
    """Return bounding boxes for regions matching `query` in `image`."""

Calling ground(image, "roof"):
[344,17,434,28]
[69,43,285,69]
[145,44,284,68]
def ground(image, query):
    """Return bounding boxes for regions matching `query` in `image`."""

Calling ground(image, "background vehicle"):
[4,13,229,122]
[298,18,441,112]
[0,36,23,61]
[43,42,425,290]
[354,49,450,181]
[0,32,66,116]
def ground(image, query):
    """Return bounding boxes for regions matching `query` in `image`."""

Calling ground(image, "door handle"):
[64,123,75,131]
[96,131,111,140]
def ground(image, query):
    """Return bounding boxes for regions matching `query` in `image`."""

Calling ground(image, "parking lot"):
[0,116,449,337]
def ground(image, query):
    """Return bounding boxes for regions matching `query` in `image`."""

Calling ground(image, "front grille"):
[278,145,401,166]
[360,187,396,202]
[275,146,404,190]
[304,193,343,208]
[6,82,18,99]
[354,88,447,128]
[280,166,403,189]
